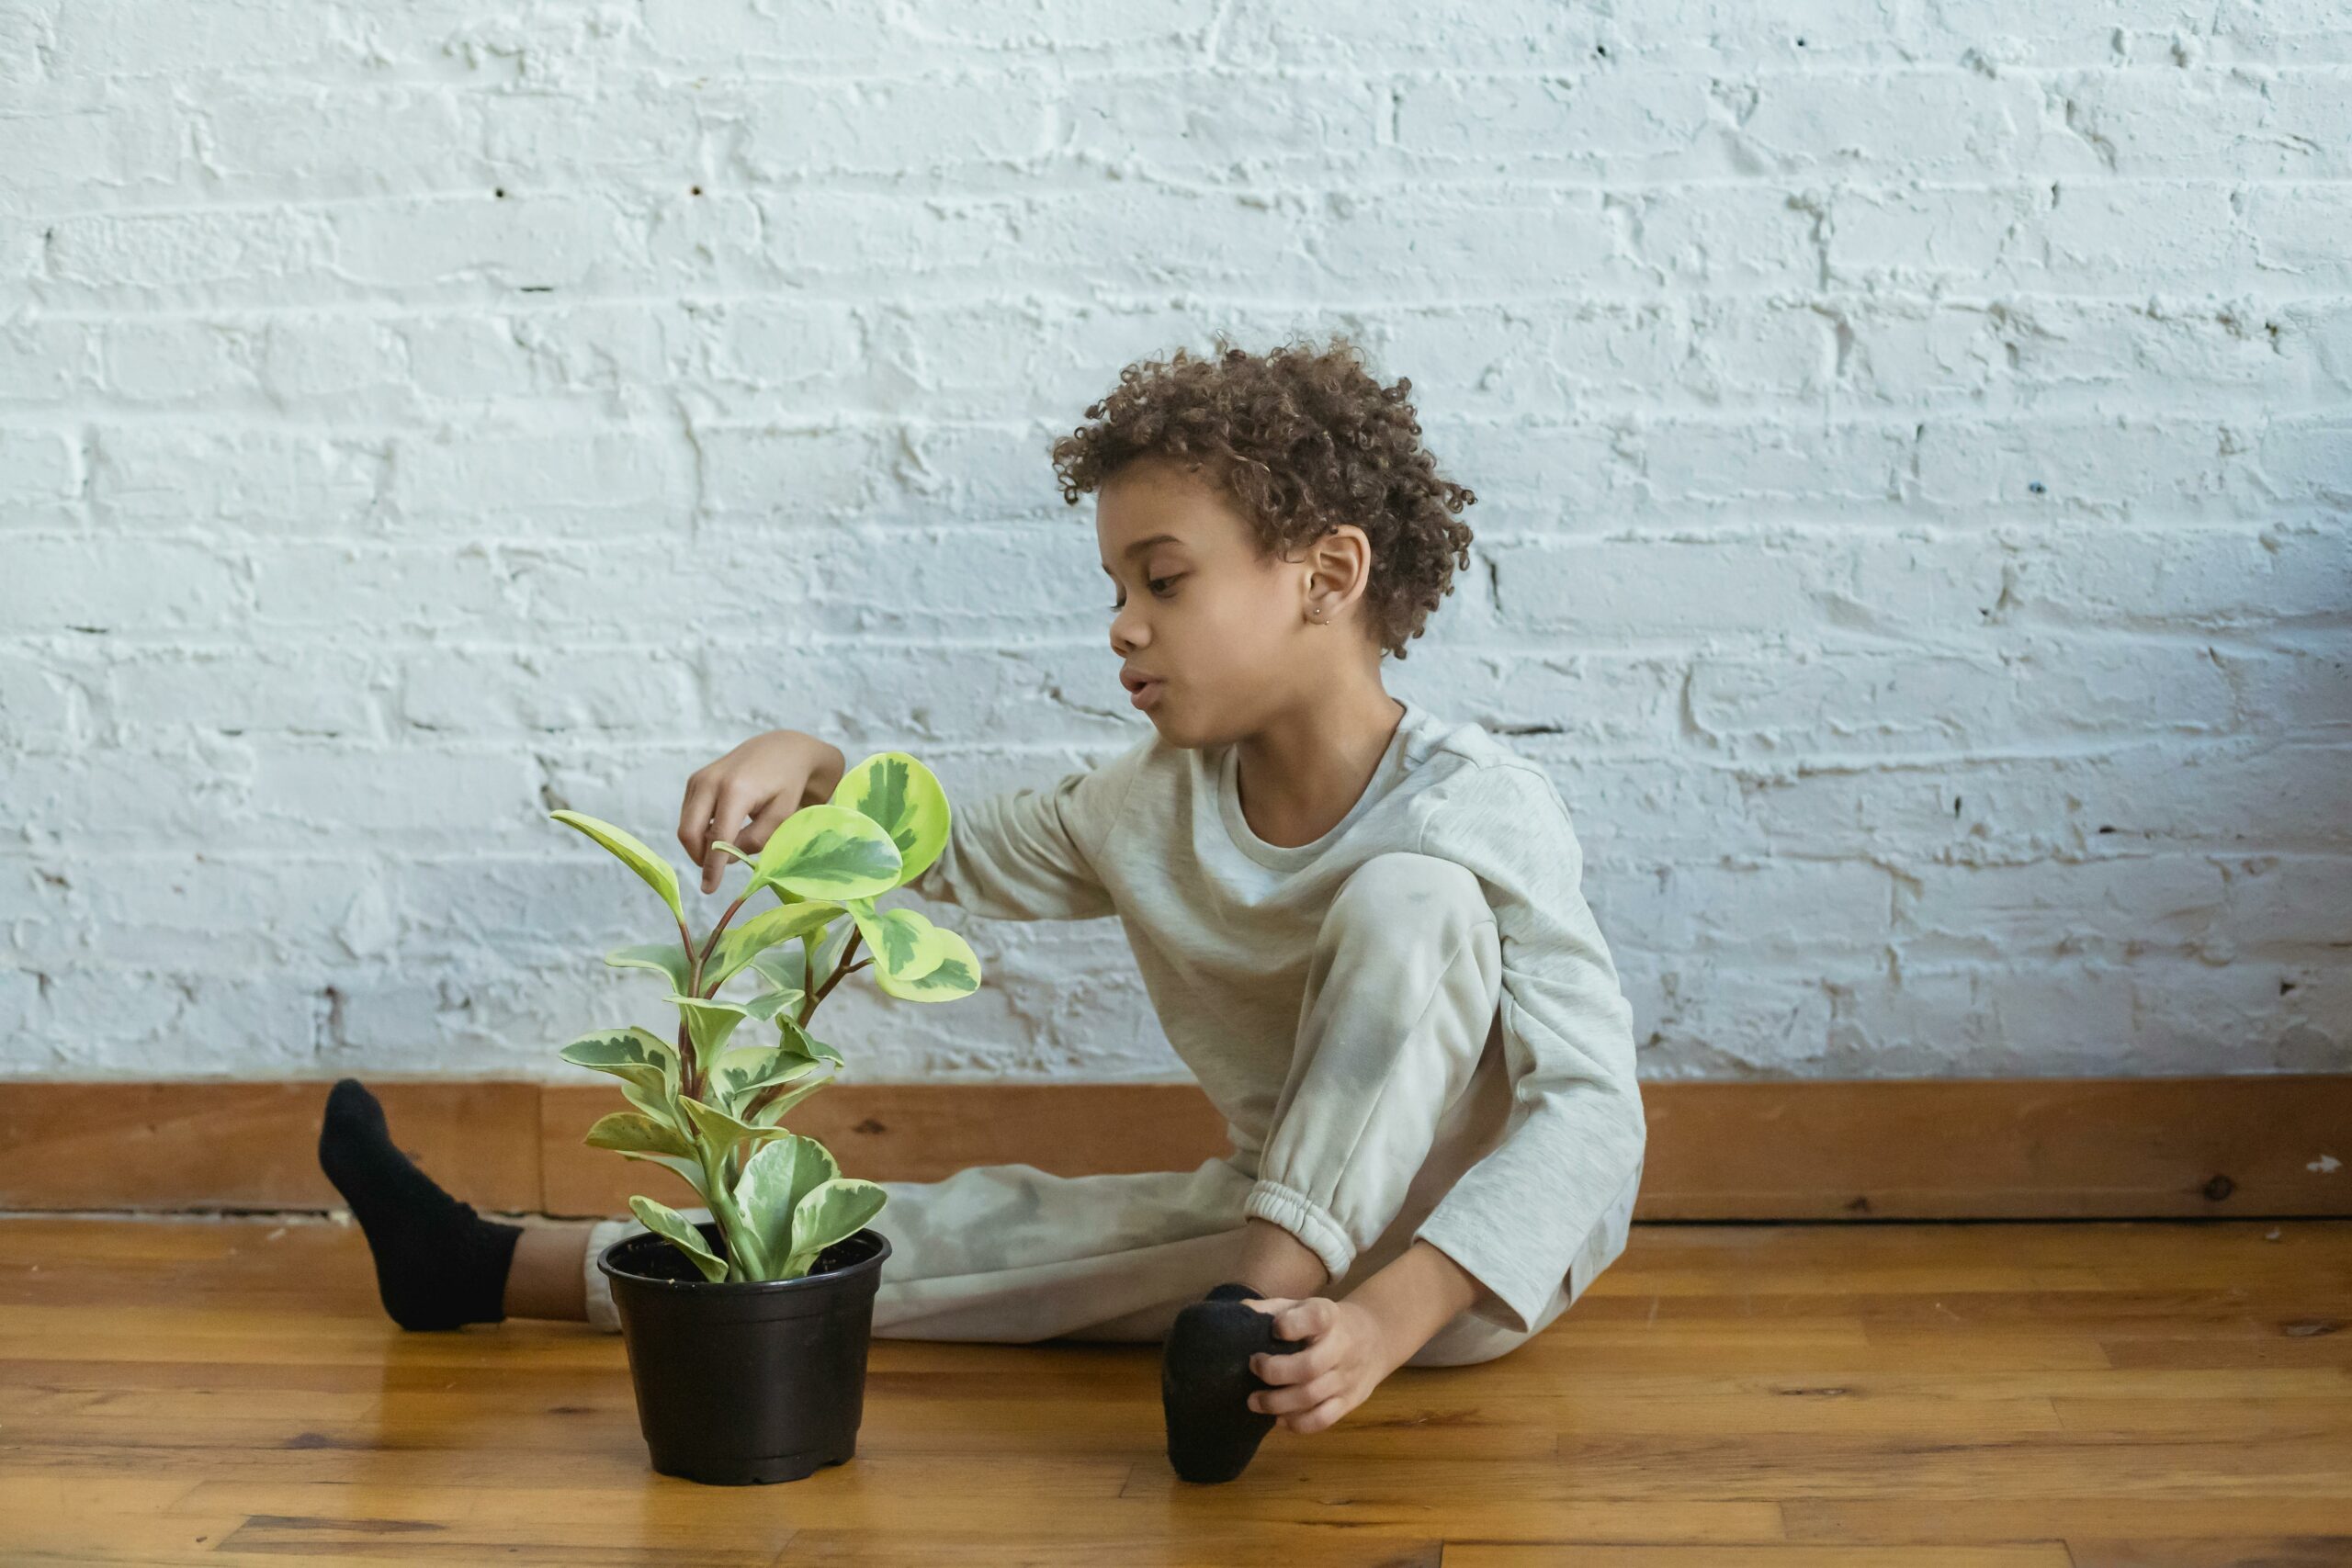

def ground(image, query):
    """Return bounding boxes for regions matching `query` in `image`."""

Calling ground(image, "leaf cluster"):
[549,751,979,1283]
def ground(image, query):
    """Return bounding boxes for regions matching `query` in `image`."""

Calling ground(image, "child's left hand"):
[1239,1296,1403,1435]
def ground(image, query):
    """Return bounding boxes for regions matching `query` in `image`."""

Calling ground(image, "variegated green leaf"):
[775,1013,844,1067]
[618,1149,711,1206]
[584,1111,695,1161]
[784,1177,888,1276]
[734,1134,840,1280]
[628,1194,727,1283]
[714,840,813,905]
[747,943,808,997]
[830,750,951,889]
[807,920,854,989]
[605,942,694,996]
[874,921,980,1003]
[843,900,940,989]
[681,1094,793,1164]
[741,987,805,1025]
[748,804,901,903]
[560,1027,679,1100]
[617,1073,675,1122]
[826,897,982,1004]
[666,994,750,1066]
[551,810,684,924]
[746,1070,834,1128]
[710,1047,824,1119]
[703,901,836,993]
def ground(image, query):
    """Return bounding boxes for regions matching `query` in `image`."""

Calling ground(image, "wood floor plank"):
[1785,1497,2352,1544]
[2,1216,2345,1561]
[2064,1541,2352,1568]
[1445,1551,2073,1568]
[2052,1394,2352,1439]
[777,1530,1449,1566]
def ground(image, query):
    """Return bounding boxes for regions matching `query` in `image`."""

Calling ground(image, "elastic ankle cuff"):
[1241,1179,1354,1281]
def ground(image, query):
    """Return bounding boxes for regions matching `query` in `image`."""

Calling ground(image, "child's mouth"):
[1129,679,1165,710]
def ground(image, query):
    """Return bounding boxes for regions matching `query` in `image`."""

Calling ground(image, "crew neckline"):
[1217,698,1420,871]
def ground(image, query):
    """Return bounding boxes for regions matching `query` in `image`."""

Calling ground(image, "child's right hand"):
[677,730,849,896]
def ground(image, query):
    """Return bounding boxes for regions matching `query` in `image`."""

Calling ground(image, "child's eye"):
[1111,576,1179,609]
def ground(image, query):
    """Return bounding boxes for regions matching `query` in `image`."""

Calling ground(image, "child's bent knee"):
[1321,852,1488,953]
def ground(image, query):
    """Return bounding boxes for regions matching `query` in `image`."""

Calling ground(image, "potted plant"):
[548,749,980,1485]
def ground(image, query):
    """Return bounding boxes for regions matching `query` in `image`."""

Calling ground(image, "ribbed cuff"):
[1241,1178,1356,1283]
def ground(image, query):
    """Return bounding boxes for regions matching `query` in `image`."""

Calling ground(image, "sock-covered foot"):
[317,1078,520,1332]
[1160,1280,1310,1483]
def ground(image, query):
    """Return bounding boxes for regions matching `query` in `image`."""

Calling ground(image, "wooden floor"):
[2,1217,2347,1566]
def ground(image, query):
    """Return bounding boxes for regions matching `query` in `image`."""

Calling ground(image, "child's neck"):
[1229,684,1408,850]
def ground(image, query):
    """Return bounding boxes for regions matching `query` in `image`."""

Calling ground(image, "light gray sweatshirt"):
[905,696,1646,1334]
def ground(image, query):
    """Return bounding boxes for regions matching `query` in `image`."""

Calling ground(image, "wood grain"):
[3,1075,2347,1221]
[0,1216,2345,1563]
[0,1080,540,1213]
[1638,1075,2352,1220]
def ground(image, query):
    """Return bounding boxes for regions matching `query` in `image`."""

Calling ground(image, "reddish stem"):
[795,929,866,1031]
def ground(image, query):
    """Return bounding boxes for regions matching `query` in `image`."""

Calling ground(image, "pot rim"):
[597,1224,892,1296]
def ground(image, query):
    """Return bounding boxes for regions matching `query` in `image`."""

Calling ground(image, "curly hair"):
[1047,332,1477,661]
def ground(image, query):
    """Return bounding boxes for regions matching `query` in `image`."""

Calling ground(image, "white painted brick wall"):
[4,1,2347,1087]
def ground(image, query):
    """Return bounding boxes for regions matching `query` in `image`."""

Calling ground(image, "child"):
[319,333,1646,1483]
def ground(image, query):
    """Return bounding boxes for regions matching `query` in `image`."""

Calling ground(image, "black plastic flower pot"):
[598,1220,892,1484]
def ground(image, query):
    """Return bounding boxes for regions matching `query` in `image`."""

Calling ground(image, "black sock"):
[316,1078,520,1332]
[1160,1280,1310,1483]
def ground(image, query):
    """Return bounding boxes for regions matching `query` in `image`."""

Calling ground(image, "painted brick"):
[1,5,2343,1088]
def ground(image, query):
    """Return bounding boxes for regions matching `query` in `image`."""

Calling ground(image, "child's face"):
[1097,457,1362,749]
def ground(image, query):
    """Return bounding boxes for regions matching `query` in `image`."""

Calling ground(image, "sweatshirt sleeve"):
[902,736,1154,922]
[1408,762,1647,1336]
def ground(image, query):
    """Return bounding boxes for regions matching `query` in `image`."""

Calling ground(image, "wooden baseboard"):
[2,1076,2346,1221]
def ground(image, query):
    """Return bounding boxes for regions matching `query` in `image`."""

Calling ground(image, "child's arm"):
[899,735,1156,922]
[1400,762,1648,1336]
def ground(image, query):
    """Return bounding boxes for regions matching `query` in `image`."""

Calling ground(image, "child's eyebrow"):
[1102,534,1185,574]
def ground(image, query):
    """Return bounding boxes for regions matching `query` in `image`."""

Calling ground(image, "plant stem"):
[796,928,866,1030]
[673,908,708,1100]
[677,1019,700,1100]
[696,891,751,975]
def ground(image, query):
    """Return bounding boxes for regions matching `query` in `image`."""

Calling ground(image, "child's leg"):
[315,1078,615,1328]
[328,851,1607,1360]
[317,1078,526,1331]
[1225,849,1646,1359]
[504,1222,598,1320]
[1156,850,1522,1480]
[1242,850,1510,1325]
[586,851,1533,1358]
[582,1156,1259,1339]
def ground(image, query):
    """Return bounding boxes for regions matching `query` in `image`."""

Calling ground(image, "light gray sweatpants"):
[583,852,1638,1367]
